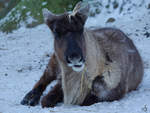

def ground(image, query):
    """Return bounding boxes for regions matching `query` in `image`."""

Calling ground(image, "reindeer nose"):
[67,53,82,63]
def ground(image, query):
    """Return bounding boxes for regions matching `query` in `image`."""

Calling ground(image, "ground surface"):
[0,0,150,113]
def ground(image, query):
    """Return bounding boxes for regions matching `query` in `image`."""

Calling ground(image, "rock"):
[144,32,150,38]
[148,3,150,9]
[106,17,116,23]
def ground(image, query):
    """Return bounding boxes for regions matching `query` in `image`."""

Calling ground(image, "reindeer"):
[21,2,143,108]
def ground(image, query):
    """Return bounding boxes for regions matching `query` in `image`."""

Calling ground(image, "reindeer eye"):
[53,30,67,40]
[54,28,68,38]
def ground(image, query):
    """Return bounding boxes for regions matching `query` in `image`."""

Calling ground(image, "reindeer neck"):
[84,29,106,81]
[60,63,90,105]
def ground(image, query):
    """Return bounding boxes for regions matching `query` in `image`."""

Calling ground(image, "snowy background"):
[0,0,150,113]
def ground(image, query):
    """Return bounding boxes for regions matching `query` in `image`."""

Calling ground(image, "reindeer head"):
[43,2,89,72]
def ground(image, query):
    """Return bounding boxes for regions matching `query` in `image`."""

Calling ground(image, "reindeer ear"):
[42,8,56,23]
[42,8,57,31]
[72,2,89,24]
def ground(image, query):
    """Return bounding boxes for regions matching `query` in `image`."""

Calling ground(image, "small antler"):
[68,2,89,24]
[72,1,82,13]
[73,2,89,14]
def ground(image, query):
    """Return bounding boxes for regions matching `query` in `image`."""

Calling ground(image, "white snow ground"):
[0,0,150,113]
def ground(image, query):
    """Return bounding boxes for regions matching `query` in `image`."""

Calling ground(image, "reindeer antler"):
[68,1,89,23]
[73,1,82,13]
[73,1,89,14]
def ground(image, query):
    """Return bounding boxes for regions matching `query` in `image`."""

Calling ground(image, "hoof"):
[21,90,41,106]
[41,94,56,108]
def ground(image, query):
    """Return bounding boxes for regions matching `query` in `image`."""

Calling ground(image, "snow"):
[42,2,47,6]
[0,0,150,113]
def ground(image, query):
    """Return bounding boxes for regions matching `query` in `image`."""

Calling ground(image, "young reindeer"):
[21,2,143,108]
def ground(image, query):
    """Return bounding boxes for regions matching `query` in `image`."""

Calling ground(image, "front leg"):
[41,82,63,108]
[81,92,99,106]
[21,54,59,106]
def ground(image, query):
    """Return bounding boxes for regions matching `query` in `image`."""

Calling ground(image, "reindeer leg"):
[81,76,104,106]
[21,54,60,106]
[81,92,99,106]
[41,82,63,108]
[82,76,126,106]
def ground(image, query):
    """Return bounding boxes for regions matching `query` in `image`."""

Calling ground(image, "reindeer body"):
[21,2,143,108]
[58,28,143,105]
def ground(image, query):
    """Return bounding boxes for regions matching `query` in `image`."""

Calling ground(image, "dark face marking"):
[54,27,86,66]
[44,4,89,71]
[64,31,85,63]
[47,13,86,71]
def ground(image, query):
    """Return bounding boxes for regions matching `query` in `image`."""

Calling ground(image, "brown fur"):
[21,2,143,107]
